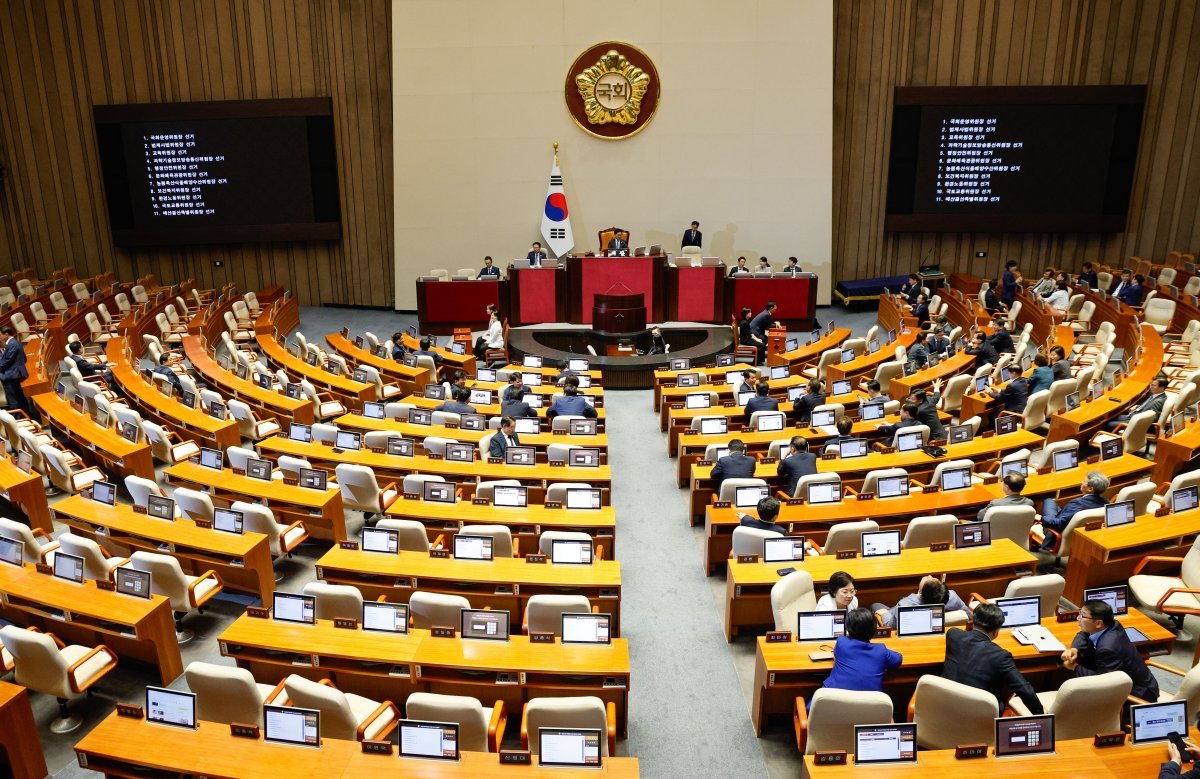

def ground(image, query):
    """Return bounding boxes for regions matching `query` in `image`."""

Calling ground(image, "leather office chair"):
[227,399,281,441]
[336,464,399,518]
[401,472,446,496]
[908,675,997,749]
[113,292,131,313]
[362,431,399,451]
[57,534,128,582]
[1145,297,1177,335]
[927,459,975,488]
[1011,672,1132,739]
[357,365,402,399]
[975,574,1065,617]
[276,455,312,481]
[184,661,286,726]
[871,361,905,396]
[982,504,1036,548]
[800,349,839,382]
[888,424,929,448]
[793,473,841,500]
[1112,481,1156,517]
[459,525,516,557]
[521,697,616,757]
[938,374,971,415]
[717,478,768,503]
[408,592,470,629]
[8,313,35,342]
[173,487,215,523]
[224,445,258,472]
[405,692,506,752]
[1029,439,1077,470]
[1021,390,1050,431]
[130,284,149,304]
[48,290,69,312]
[384,402,415,421]
[900,515,957,549]
[300,380,346,421]
[39,444,105,494]
[84,312,113,342]
[283,674,399,742]
[422,436,455,456]
[310,423,339,445]
[538,531,598,558]
[0,626,117,734]
[0,408,52,452]
[1129,542,1200,644]
[748,411,786,432]
[1030,506,1104,564]
[821,520,879,556]
[70,281,90,301]
[732,526,784,558]
[231,501,308,563]
[375,519,441,552]
[1149,470,1200,514]
[523,594,593,635]
[860,468,907,496]
[795,688,894,754]
[771,570,818,634]
[0,517,59,564]
[550,414,585,432]
[1091,409,1156,456]
[475,479,522,502]
[303,581,364,622]
[243,291,261,317]
[431,410,461,427]
[129,551,223,643]
[17,430,48,474]
[141,421,200,464]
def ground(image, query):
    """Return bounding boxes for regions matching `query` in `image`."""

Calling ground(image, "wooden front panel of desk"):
[34,391,156,481]
[724,540,1037,640]
[183,334,313,426]
[751,608,1173,735]
[315,547,622,634]
[53,494,276,601]
[256,331,376,412]
[727,276,818,330]
[164,461,347,542]
[383,498,618,557]
[1151,421,1200,484]
[766,328,852,372]
[324,332,429,395]
[0,456,52,534]
[0,682,48,779]
[219,616,632,735]
[1064,508,1200,604]
[668,264,726,323]
[824,329,916,384]
[888,350,976,402]
[0,564,183,684]
[75,713,642,778]
[336,414,610,453]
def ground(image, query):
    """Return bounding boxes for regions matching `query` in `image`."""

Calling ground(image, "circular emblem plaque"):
[565,42,660,140]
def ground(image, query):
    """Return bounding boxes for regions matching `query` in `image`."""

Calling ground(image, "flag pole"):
[553,141,559,166]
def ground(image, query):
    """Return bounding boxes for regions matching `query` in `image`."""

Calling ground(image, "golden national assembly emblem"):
[565,42,660,140]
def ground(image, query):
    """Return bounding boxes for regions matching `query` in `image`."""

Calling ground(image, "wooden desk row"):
[76,713,641,777]
[0,453,52,534]
[182,333,313,426]
[324,331,429,396]
[33,390,155,480]
[399,331,476,375]
[405,392,609,424]
[336,412,610,453]
[219,614,632,734]
[0,682,47,779]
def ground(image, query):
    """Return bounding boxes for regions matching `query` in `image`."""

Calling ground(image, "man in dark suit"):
[488,416,521,459]
[66,340,117,386]
[546,378,597,420]
[1078,262,1099,290]
[987,318,1016,353]
[681,221,702,249]
[1062,599,1159,701]
[152,353,183,393]
[390,331,408,362]
[607,232,628,253]
[876,402,921,441]
[1039,471,1108,551]
[526,242,547,266]
[710,439,756,488]
[1104,377,1168,431]
[743,383,779,420]
[777,436,817,497]
[0,326,30,415]
[908,389,945,440]
[792,379,826,425]
[966,331,999,367]
[1109,268,1134,297]
[738,495,788,536]
[909,294,930,327]
[500,386,536,418]
[434,388,476,415]
[988,364,1030,414]
[783,257,802,276]
[942,602,1044,714]
[898,274,921,304]
[749,302,779,343]
[478,256,501,278]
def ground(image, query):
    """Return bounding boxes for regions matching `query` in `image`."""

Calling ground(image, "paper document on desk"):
[1012,626,1066,653]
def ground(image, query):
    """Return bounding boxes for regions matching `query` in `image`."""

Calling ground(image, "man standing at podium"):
[681,221,702,249]
[527,242,547,267]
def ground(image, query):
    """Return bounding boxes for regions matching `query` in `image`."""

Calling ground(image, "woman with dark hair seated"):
[821,607,903,694]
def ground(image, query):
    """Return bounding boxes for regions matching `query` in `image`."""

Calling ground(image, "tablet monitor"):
[895,604,944,637]
[876,475,909,499]
[402,354,418,367]
[272,592,315,625]
[685,393,711,409]
[1131,701,1188,745]
[763,537,806,563]
[493,485,528,507]
[476,367,497,382]
[13,449,32,474]
[859,401,885,421]
[854,724,917,765]
[445,443,474,462]
[460,608,508,640]
[861,530,901,558]
[994,715,1055,757]
[1104,499,1136,528]
[1065,391,1080,411]
[199,447,223,470]
[831,379,852,396]
[469,389,492,405]
[570,418,598,435]
[551,539,593,564]
[257,372,273,390]
[699,418,727,435]
[1051,447,1079,472]
[902,362,918,377]
[120,421,139,442]
[306,353,319,367]
[868,339,880,353]
[361,527,399,554]
[424,384,446,400]
[263,705,320,747]
[561,613,611,645]
[826,320,836,335]
[299,468,328,491]
[954,521,991,549]
[352,368,368,384]
[839,439,868,458]
[895,431,923,452]
[513,418,540,435]
[147,495,175,520]
[246,457,272,481]
[398,720,459,761]
[213,508,244,535]
[568,359,590,372]
[725,370,745,387]
[53,552,85,583]
[453,535,493,561]
[807,481,842,505]
[538,728,603,768]
[788,386,805,402]
[206,400,226,420]
[1084,584,1128,615]
[409,408,432,425]
[840,348,855,363]
[809,409,837,428]
[362,601,408,634]
[523,355,543,368]
[797,610,847,642]
[449,342,466,356]
[505,446,535,465]
[289,422,312,443]
[756,413,785,432]
[713,447,730,461]
[1173,485,1199,513]
[115,566,151,598]
[735,485,769,508]
[770,365,790,381]
[737,391,754,407]
[995,595,1041,629]
[999,458,1028,478]
[973,375,990,393]
[1100,438,1124,461]
[669,358,690,371]
[580,394,595,409]
[146,686,196,729]
[91,480,117,506]
[388,437,416,457]
[785,337,799,351]
[521,372,542,386]
[716,354,735,367]
[569,448,600,467]
[677,373,700,388]
[423,481,455,503]
[0,535,24,566]
[363,401,385,420]
[180,390,197,409]
[887,328,897,343]
[576,374,593,390]
[940,466,972,491]
[285,383,304,399]
[947,424,973,444]
[565,488,602,510]
[331,430,359,452]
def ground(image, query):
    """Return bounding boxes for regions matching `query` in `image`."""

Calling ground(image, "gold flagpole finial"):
[553,141,559,165]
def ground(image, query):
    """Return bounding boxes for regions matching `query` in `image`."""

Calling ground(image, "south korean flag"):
[540,146,575,258]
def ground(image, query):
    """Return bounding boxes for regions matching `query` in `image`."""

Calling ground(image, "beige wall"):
[392,0,833,310]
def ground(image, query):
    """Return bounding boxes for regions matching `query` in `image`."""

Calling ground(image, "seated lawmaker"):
[792,379,826,425]
[153,353,183,393]
[414,337,443,364]
[909,294,930,327]
[1062,599,1159,702]
[503,373,526,404]
[738,495,788,536]
[876,401,920,440]
[1078,261,1099,290]
[434,388,475,415]
[526,242,547,266]
[390,331,408,361]
[875,575,969,629]
[907,332,930,368]
[478,255,500,278]
[729,256,751,277]
[1037,471,1108,551]
[1103,377,1168,431]
[744,382,779,419]
[546,377,596,420]
[488,416,521,458]
[821,607,903,695]
[987,364,1030,414]
[898,274,921,304]
[783,256,802,276]
[943,603,1043,714]
[965,331,999,367]
[817,571,859,610]
[500,386,536,418]
[977,472,1033,522]
[644,326,668,355]
[777,436,817,496]
[607,232,628,253]
[738,308,765,362]
[736,368,759,398]
[66,340,117,386]
[710,439,755,488]
[1028,353,1054,394]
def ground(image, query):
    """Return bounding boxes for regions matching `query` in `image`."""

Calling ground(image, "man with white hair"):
[1036,471,1108,551]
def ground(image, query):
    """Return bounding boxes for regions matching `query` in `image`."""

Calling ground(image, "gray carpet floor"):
[21,301,1196,779]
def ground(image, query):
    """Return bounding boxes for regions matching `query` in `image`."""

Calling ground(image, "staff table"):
[315,546,623,634]
[0,454,52,534]
[0,682,48,779]
[0,562,183,684]
[724,540,1037,640]
[52,494,276,601]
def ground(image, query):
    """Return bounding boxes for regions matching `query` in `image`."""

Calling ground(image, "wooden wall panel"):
[834,0,1200,285]
[0,0,392,308]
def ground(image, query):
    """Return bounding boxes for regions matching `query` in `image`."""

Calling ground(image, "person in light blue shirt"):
[1028,353,1054,394]
[822,607,903,694]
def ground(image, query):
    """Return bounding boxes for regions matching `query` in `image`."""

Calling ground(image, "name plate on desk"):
[430,549,449,559]
[697,460,713,466]
[427,453,444,460]
[760,458,777,465]
[836,550,857,560]
[549,460,565,467]
[544,502,563,509]
[430,626,456,638]
[231,723,261,739]
[922,485,940,494]
[1057,610,1080,622]
[1084,520,1103,532]
[955,744,988,759]
[369,447,387,454]
[362,740,393,755]
[737,554,759,564]
[195,519,213,529]
[820,453,837,460]
[334,618,358,630]
[402,492,421,500]
[552,429,567,436]
[339,541,359,550]
[787,499,803,506]
[713,501,731,508]
[35,563,52,575]
[1094,732,1126,748]
[132,504,147,515]
[488,457,503,464]
[500,750,532,765]
[878,447,896,454]
[765,631,792,643]
[525,554,547,564]
[282,478,299,486]
[529,632,555,644]
[813,751,847,766]
[856,493,874,501]
[231,467,246,476]
[1087,455,1101,465]
[96,580,115,591]
[874,626,893,638]
[116,703,144,719]
[247,606,270,619]
[472,498,488,505]
[929,541,951,552]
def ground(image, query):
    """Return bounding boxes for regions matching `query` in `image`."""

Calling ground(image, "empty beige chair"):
[901,515,958,549]
[283,674,398,742]
[822,520,879,555]
[800,349,839,382]
[276,455,312,481]
[422,436,455,456]
[1147,660,1200,713]
[357,365,402,399]
[732,526,784,558]
[0,625,118,733]
[888,424,929,448]
[48,290,69,312]
[909,675,998,749]
[0,517,58,564]
[524,594,592,635]
[794,472,841,500]
[1113,481,1157,518]
[336,464,398,517]
[303,581,364,621]
[57,534,128,582]
[1129,542,1200,638]
[984,505,1037,548]
[141,421,200,464]
[1145,297,1177,335]
[459,524,516,557]
[402,472,446,496]
[1150,470,1200,514]
[771,570,818,634]
[1011,671,1132,739]
[938,374,971,415]
[408,592,470,629]
[748,411,786,432]
[475,479,522,502]
[227,399,281,441]
[928,459,975,488]
[794,688,894,754]
[1091,409,1156,455]
[405,692,506,752]
[973,574,1065,618]
[1030,440,1078,470]
[39,444,105,494]
[129,551,223,643]
[376,518,440,552]
[431,410,461,427]
[860,468,907,496]
[184,661,285,726]
[717,477,768,503]
[546,483,592,504]
[1022,390,1050,430]
[310,423,338,445]
[174,487,215,523]
[538,530,596,558]
[224,445,258,472]
[300,379,346,420]
[521,697,615,757]
[231,501,307,561]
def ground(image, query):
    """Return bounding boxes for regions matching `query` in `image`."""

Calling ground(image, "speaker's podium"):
[592,289,647,336]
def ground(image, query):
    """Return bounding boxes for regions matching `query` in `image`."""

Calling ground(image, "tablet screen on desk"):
[859,402,885,422]
[206,400,226,420]
[716,354,735,367]
[973,375,990,393]
[423,481,455,503]
[460,608,508,640]
[538,728,602,768]
[735,485,769,508]
[299,468,328,491]
[810,409,836,428]
[363,401,385,420]
[1130,700,1188,744]
[1173,486,1199,514]
[476,368,497,382]
[998,458,1027,478]
[450,342,466,356]
[91,480,117,506]
[770,365,790,381]
[763,537,805,563]
[570,418,598,435]
[757,413,785,432]
[147,495,175,521]
[264,705,320,747]
[493,485,528,508]
[785,338,799,352]
[994,715,1054,757]
[469,389,492,405]
[213,508,244,535]
[120,422,139,443]
[568,359,590,372]
[505,446,536,465]
[876,476,909,499]
[362,601,408,634]
[246,458,272,481]
[895,431,923,452]
[854,724,917,765]
[180,390,197,409]
[398,720,459,761]
[561,613,611,644]
[523,355,543,368]
[453,535,493,561]
[861,530,901,558]
[272,592,315,625]
[388,438,416,457]
[569,448,600,467]
[699,418,727,435]
[116,566,151,598]
[807,481,841,505]
[146,686,196,729]
[895,604,944,637]
[954,521,990,549]
[335,430,362,451]
[829,379,851,396]
[445,443,474,462]
[14,449,32,474]
[361,527,399,554]
[0,535,24,566]
[1051,447,1079,472]
[1084,584,1128,616]
[685,393,711,409]
[565,488,602,510]
[199,447,223,470]
[1065,391,1080,411]
[1104,499,1136,528]
[351,369,367,384]
[670,358,690,371]
[737,391,754,407]
[285,383,304,400]
[940,466,972,491]
[521,372,542,386]
[513,418,540,436]
[677,373,700,388]
[840,348,855,363]
[257,373,274,390]
[409,409,432,426]
[797,610,847,642]
[52,552,84,584]
[839,439,868,458]
[995,595,1041,628]
[725,371,745,387]
[551,539,593,564]
[424,384,446,400]
[1100,438,1123,461]
[947,424,973,444]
